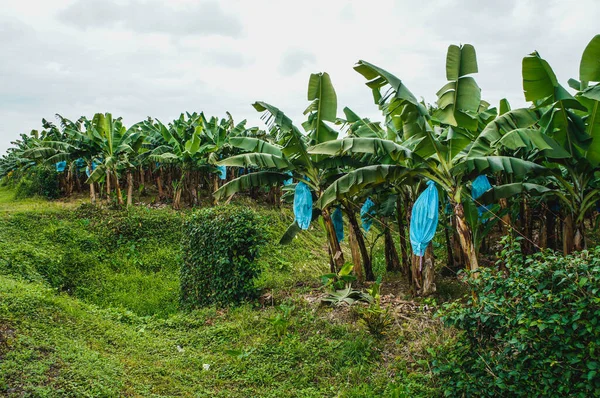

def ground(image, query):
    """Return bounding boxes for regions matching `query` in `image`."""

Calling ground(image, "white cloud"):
[0,0,599,154]
[57,0,243,38]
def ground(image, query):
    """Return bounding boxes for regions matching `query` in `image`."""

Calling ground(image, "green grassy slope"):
[0,188,444,396]
[0,274,444,397]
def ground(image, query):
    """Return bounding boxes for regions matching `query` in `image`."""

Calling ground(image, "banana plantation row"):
[2,35,599,295]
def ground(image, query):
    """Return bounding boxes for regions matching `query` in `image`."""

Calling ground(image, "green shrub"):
[14,166,61,199]
[433,237,600,397]
[180,206,267,308]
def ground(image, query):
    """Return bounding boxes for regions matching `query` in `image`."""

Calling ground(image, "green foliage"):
[356,278,393,338]
[180,206,267,308]
[433,237,600,397]
[0,273,437,397]
[357,303,392,338]
[14,166,61,200]
[0,203,183,317]
[266,303,295,338]
[320,262,356,290]
[320,263,373,306]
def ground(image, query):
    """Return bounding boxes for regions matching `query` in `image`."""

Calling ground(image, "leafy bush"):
[433,237,600,397]
[180,206,267,308]
[14,166,61,199]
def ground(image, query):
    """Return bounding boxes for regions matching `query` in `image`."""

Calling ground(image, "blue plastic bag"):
[74,158,85,168]
[471,175,492,200]
[55,161,67,173]
[293,182,313,230]
[332,206,344,242]
[361,197,375,232]
[410,181,439,257]
[283,171,293,186]
[217,165,227,180]
[472,175,493,219]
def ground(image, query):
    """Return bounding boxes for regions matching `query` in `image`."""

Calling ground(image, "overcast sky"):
[1,0,598,154]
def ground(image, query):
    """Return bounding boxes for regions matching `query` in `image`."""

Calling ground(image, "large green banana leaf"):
[523,52,590,155]
[580,34,600,86]
[303,72,338,144]
[216,153,292,170]
[316,165,414,209]
[467,109,539,157]
[214,171,291,200]
[228,137,283,156]
[308,138,414,161]
[497,128,570,158]
[452,156,546,178]
[353,60,429,139]
[478,182,551,203]
[252,101,312,168]
[434,44,481,130]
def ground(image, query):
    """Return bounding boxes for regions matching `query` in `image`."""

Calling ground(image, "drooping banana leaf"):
[216,153,293,170]
[308,137,414,161]
[214,171,290,200]
[453,156,547,179]
[353,60,429,139]
[316,165,415,209]
[467,108,539,157]
[497,128,571,159]
[279,221,302,244]
[478,182,551,203]
[253,101,312,168]
[523,52,590,154]
[228,137,283,156]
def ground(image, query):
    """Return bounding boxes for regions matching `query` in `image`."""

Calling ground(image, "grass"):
[0,275,448,397]
[0,187,450,396]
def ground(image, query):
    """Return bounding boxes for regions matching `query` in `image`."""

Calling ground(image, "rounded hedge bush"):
[180,206,266,308]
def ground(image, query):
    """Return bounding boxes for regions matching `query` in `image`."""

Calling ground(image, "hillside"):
[0,188,444,397]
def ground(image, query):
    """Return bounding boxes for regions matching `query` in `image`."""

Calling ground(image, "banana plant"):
[310,44,546,273]
[85,113,144,206]
[477,35,600,253]
[215,72,354,273]
[142,114,208,209]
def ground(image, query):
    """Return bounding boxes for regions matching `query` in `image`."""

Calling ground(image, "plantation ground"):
[0,187,460,397]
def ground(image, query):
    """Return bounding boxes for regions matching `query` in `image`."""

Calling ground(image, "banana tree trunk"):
[115,171,124,205]
[453,202,479,273]
[212,174,220,204]
[75,172,82,193]
[173,173,186,210]
[89,182,96,204]
[410,246,436,296]
[384,220,401,272]
[347,222,363,283]
[574,221,585,252]
[563,212,574,255]
[126,170,133,207]
[139,166,145,195]
[322,207,345,273]
[395,196,410,275]
[443,213,456,274]
[344,206,374,281]
[106,170,111,198]
[156,172,164,200]
[66,168,73,196]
